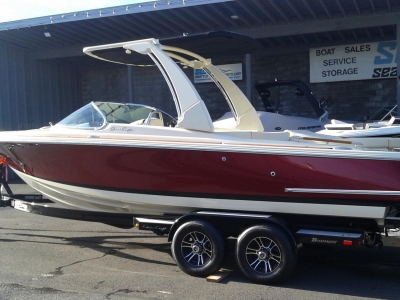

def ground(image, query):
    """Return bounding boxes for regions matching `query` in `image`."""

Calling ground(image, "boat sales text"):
[318,47,359,78]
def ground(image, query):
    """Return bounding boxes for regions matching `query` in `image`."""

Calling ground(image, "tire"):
[235,225,297,284]
[171,220,226,277]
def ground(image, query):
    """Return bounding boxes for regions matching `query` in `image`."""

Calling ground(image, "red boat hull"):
[3,142,400,207]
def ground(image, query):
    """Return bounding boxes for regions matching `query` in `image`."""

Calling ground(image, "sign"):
[310,41,397,83]
[194,63,243,83]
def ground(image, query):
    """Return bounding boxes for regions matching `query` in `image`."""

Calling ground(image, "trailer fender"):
[168,213,202,242]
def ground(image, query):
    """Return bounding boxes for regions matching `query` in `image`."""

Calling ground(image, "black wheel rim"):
[181,231,213,266]
[245,237,281,274]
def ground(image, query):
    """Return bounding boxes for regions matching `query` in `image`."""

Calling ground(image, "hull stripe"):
[286,188,400,196]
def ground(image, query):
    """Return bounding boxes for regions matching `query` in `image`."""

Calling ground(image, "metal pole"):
[245,54,252,102]
[397,20,400,115]
[128,66,134,103]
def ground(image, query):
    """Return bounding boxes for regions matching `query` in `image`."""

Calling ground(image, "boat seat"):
[149,117,164,126]
[324,123,356,130]
[365,123,387,129]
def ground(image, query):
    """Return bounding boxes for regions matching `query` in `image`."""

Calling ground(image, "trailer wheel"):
[171,220,225,277]
[235,225,297,284]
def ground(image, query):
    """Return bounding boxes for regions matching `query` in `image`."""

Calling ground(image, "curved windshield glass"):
[56,102,105,129]
[56,101,177,129]
[95,102,177,126]
[96,102,153,124]
[369,105,397,121]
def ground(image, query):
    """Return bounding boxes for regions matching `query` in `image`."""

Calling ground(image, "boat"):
[214,78,400,138]
[0,32,400,224]
[214,80,334,132]
[318,105,400,138]
[213,78,400,138]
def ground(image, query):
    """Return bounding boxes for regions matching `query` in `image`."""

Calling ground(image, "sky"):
[1,0,145,23]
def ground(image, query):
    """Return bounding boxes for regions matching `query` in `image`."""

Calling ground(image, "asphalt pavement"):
[1,182,400,299]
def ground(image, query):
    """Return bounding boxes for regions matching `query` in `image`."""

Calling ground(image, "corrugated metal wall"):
[0,43,27,130]
[33,59,82,127]
[0,42,82,131]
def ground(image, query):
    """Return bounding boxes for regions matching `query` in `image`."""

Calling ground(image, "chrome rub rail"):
[285,188,400,196]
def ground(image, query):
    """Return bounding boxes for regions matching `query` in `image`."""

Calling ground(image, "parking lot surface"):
[1,182,400,299]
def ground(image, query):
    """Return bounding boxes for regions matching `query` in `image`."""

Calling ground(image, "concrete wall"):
[81,51,397,123]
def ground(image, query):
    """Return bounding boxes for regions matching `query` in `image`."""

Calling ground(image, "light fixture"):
[44,27,51,37]
[231,15,239,19]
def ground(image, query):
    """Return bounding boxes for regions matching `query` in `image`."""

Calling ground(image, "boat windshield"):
[95,102,153,124]
[369,105,397,121]
[56,102,105,129]
[56,101,177,129]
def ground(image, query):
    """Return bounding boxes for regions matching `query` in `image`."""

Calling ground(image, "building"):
[0,0,399,130]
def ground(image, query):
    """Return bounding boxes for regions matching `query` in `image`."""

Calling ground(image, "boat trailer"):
[2,175,399,284]
[0,193,370,244]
